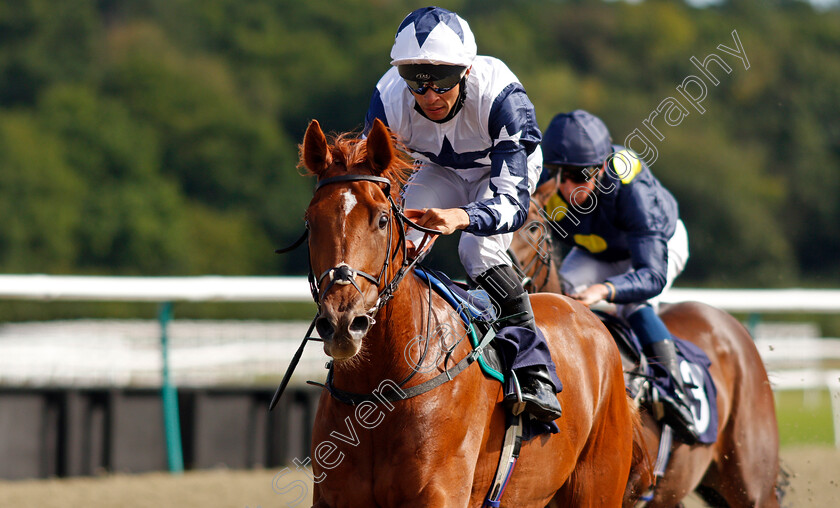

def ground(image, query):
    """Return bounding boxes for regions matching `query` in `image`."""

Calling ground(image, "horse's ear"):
[366,118,394,176]
[303,119,332,176]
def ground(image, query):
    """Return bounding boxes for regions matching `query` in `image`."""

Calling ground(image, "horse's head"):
[301,118,410,360]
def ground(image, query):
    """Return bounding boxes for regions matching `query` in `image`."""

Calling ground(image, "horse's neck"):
[330,273,450,394]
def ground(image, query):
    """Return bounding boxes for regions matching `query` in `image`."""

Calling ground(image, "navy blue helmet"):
[542,110,612,167]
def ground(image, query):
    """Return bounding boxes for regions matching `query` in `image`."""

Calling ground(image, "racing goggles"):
[545,164,599,184]
[398,64,466,95]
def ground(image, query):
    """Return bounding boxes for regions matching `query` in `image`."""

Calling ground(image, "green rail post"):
[159,301,184,473]
[747,312,762,338]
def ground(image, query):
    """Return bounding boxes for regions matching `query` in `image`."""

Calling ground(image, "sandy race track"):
[0,446,837,507]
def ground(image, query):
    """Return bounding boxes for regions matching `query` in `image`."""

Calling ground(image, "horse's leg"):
[622,413,657,507]
[704,373,780,506]
[694,424,779,508]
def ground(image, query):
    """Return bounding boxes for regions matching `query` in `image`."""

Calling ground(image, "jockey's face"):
[558,166,604,208]
[410,69,469,121]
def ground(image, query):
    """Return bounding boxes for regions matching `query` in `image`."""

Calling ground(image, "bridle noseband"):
[312,175,393,319]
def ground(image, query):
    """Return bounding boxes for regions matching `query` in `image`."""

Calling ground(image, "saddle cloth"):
[595,310,719,444]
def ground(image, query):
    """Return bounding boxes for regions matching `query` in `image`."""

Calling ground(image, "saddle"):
[413,266,505,380]
[593,310,719,445]
[414,267,560,434]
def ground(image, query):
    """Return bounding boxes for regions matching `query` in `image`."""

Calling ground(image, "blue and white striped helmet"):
[390,7,477,67]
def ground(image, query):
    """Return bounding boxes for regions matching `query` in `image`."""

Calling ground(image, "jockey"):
[363,6,562,422]
[539,109,699,442]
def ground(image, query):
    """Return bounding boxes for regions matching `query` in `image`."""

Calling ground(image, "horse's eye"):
[378,214,389,230]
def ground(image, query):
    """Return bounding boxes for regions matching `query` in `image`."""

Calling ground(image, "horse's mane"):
[298,130,414,202]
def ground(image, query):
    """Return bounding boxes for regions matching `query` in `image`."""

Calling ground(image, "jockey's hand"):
[569,283,610,306]
[411,207,470,236]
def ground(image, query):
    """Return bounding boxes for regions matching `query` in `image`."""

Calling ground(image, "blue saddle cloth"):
[414,266,561,440]
[596,311,719,444]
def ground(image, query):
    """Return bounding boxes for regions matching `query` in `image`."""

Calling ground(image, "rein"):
[514,197,555,293]
[314,326,497,405]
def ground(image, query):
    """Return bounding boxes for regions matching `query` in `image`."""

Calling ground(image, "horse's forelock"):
[303,131,412,202]
[330,146,347,169]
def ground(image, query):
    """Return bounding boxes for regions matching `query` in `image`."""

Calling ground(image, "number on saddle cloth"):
[671,339,718,443]
[594,310,720,444]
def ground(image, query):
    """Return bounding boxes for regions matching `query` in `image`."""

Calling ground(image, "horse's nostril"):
[315,316,335,339]
[349,315,372,334]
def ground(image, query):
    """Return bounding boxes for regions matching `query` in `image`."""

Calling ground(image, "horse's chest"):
[317,455,472,507]
[314,409,479,506]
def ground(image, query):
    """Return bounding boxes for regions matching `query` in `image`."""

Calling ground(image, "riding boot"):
[650,338,700,444]
[627,305,699,442]
[475,265,563,422]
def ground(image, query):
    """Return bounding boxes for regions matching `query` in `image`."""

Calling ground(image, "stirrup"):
[663,396,699,443]
[508,370,527,416]
[504,370,563,422]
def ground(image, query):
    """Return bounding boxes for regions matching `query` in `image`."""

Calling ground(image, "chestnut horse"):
[298,118,648,507]
[509,178,783,507]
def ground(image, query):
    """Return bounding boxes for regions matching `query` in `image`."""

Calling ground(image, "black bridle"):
[522,198,554,293]
[307,174,439,315]
[509,198,556,293]
[269,173,440,410]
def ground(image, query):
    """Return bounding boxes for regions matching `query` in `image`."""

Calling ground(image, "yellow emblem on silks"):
[574,234,608,253]
[543,192,569,221]
[610,150,642,184]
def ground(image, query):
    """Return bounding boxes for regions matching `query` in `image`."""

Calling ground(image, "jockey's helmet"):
[542,110,613,167]
[390,7,476,68]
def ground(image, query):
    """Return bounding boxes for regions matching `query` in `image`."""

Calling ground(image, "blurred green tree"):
[0,0,837,287]
[0,113,83,272]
